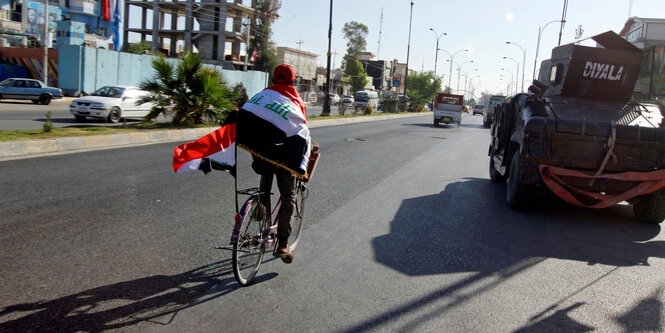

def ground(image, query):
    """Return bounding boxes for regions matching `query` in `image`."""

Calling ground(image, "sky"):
[270,0,665,98]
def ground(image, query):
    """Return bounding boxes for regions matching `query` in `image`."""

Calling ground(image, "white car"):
[70,86,154,123]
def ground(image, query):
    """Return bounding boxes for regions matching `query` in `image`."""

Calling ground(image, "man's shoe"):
[273,242,293,264]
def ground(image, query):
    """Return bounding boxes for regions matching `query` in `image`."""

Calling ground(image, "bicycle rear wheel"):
[232,199,267,286]
[288,183,307,252]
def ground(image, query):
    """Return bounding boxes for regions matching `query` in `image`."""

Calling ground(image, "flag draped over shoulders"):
[237,85,311,179]
[173,123,236,174]
[172,85,311,179]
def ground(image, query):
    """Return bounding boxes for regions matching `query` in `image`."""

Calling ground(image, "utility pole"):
[321,0,333,116]
[43,0,49,84]
[296,38,303,82]
[243,18,250,71]
[404,1,413,100]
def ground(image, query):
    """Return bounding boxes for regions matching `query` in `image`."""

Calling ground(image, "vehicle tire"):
[506,150,530,209]
[39,94,51,105]
[107,107,121,123]
[31,99,40,104]
[633,192,665,224]
[232,199,267,286]
[433,120,439,127]
[489,156,508,183]
[74,115,86,122]
[288,183,307,252]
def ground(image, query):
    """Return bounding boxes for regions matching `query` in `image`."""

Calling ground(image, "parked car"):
[342,95,354,104]
[472,104,484,115]
[69,86,154,123]
[0,78,63,105]
[325,93,340,106]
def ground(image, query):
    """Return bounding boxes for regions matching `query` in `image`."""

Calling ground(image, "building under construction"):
[123,0,255,69]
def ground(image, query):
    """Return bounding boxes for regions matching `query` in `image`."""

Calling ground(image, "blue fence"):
[58,45,268,97]
[0,63,29,81]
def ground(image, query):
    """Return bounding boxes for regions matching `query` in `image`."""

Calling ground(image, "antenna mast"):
[377,7,383,58]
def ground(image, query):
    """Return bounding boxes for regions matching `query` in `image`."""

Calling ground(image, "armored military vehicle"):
[488,31,665,224]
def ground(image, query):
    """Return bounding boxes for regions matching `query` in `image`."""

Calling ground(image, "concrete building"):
[359,58,393,94]
[123,0,255,69]
[392,60,416,95]
[0,0,115,48]
[619,17,665,100]
[276,46,317,93]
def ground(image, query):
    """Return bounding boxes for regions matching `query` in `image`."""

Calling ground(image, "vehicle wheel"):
[633,192,665,224]
[506,150,530,209]
[489,156,508,183]
[39,94,51,105]
[433,120,439,127]
[74,115,86,122]
[107,107,121,123]
[232,199,267,286]
[289,183,307,252]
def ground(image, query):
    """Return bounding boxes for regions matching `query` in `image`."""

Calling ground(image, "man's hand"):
[312,141,319,152]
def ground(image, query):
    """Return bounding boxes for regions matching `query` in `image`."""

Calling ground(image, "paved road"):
[1,113,663,332]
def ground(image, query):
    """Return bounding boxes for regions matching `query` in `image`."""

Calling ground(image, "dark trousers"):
[254,159,296,243]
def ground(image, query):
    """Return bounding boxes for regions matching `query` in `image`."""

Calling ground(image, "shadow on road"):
[0,260,277,332]
[345,177,664,332]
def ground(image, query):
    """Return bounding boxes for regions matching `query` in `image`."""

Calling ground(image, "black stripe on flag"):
[237,109,308,176]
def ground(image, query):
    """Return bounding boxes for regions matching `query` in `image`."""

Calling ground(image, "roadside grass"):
[0,110,431,142]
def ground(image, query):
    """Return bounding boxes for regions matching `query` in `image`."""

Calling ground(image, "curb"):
[0,112,429,161]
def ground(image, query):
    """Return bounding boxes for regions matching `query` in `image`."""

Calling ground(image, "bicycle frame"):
[230,189,283,250]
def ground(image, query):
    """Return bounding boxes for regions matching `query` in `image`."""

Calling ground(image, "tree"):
[443,86,452,94]
[138,52,239,126]
[346,58,368,93]
[406,71,442,111]
[341,21,369,93]
[249,0,281,75]
[127,41,152,54]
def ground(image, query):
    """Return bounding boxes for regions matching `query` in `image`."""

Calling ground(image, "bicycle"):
[217,178,308,286]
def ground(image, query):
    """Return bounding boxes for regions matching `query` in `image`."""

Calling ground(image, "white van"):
[353,90,379,109]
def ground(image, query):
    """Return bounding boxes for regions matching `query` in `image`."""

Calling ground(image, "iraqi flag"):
[173,123,236,174]
[237,87,311,179]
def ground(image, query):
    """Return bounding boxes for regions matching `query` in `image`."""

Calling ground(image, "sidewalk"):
[0,112,428,161]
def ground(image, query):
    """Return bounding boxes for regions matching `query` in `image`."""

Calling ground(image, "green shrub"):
[364,106,373,115]
[382,98,399,113]
[42,111,53,133]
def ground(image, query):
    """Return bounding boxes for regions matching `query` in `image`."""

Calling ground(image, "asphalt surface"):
[1,113,664,332]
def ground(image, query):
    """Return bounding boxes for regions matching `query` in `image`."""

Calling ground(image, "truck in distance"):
[433,93,463,127]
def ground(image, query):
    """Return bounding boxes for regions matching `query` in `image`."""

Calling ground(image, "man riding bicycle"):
[239,64,317,264]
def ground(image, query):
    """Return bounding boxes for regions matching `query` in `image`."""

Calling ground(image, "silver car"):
[0,78,63,105]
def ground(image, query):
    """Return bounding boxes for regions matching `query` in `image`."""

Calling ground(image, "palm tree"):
[138,52,238,126]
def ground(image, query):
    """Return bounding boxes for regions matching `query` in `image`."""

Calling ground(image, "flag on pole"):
[173,123,236,174]
[102,0,111,21]
[251,49,257,62]
[112,0,120,51]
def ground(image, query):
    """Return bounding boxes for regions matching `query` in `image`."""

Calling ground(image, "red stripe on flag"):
[173,123,236,173]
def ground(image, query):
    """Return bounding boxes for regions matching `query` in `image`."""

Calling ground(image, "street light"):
[461,68,478,101]
[456,60,473,94]
[440,48,468,91]
[502,56,519,93]
[429,28,446,78]
[500,72,513,95]
[533,20,563,81]
[506,41,526,92]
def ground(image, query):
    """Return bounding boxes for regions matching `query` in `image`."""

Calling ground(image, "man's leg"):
[273,169,296,263]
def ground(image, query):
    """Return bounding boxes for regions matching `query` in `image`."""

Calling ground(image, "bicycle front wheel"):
[232,199,267,286]
[288,183,307,252]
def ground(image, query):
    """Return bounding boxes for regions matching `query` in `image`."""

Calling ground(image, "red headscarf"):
[266,64,307,122]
